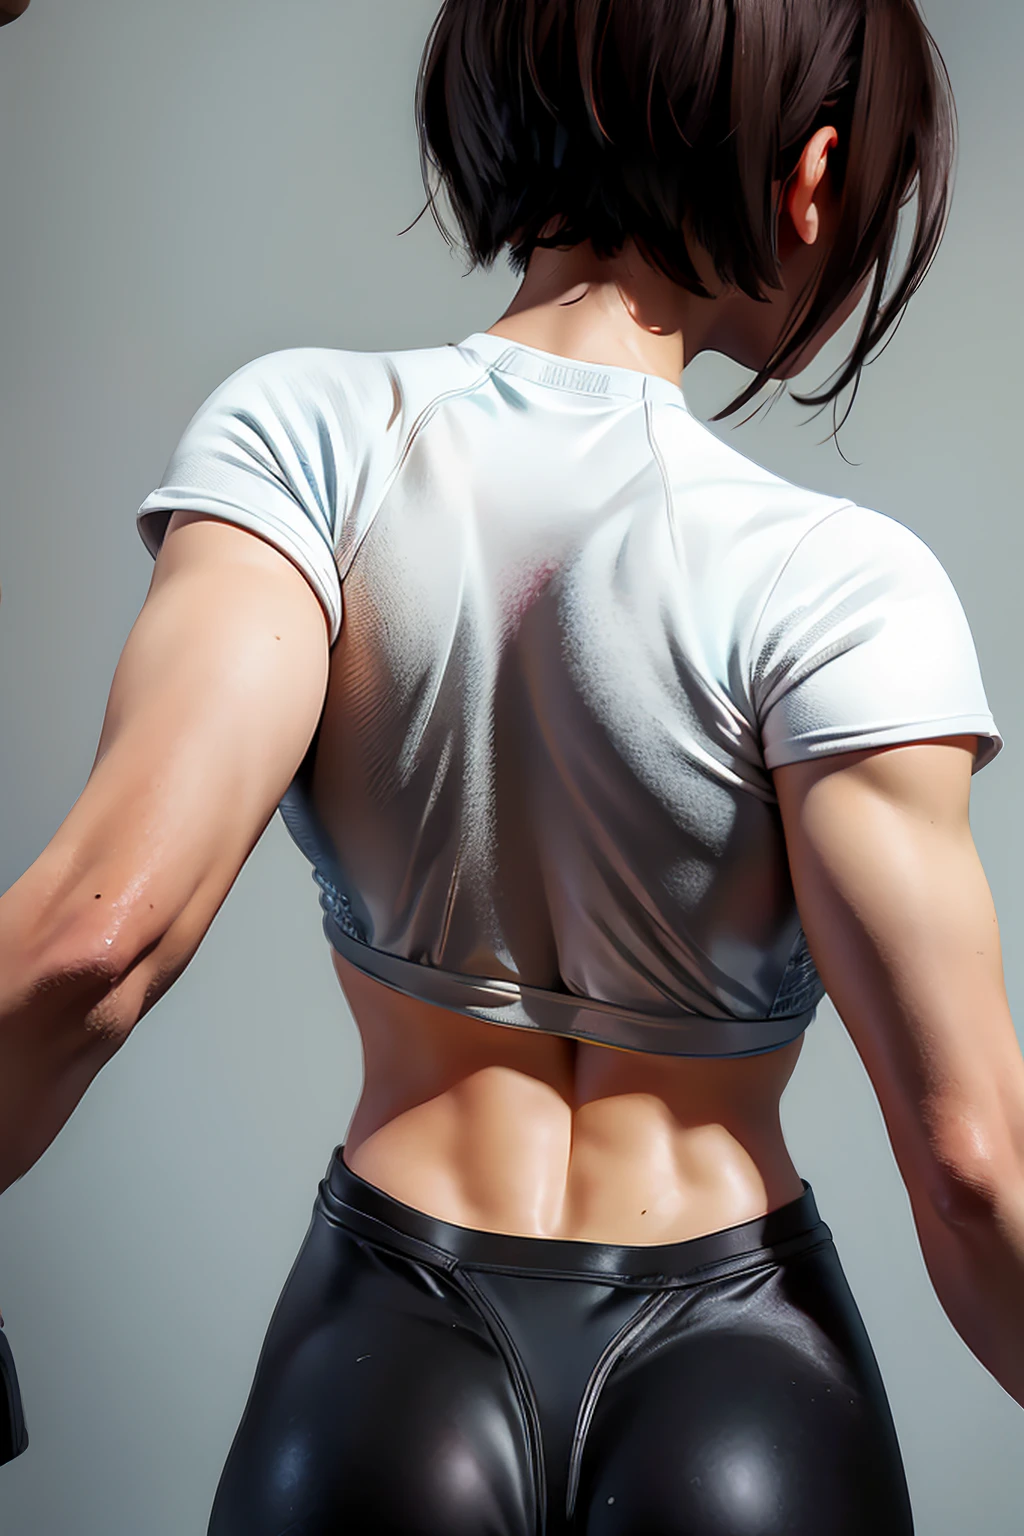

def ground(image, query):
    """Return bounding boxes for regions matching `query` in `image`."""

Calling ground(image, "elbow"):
[927,1125,1024,1231]
[0,931,141,1196]
[931,1164,1011,1231]
[6,927,143,1052]
[55,935,145,1049]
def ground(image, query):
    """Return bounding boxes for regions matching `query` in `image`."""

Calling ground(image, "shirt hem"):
[764,715,1003,775]
[136,496,343,645]
[324,915,815,1060]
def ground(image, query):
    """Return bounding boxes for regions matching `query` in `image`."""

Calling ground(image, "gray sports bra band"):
[287,795,816,1060]
[322,910,814,1061]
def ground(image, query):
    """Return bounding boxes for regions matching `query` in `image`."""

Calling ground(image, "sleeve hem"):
[764,715,1004,775]
[136,496,343,647]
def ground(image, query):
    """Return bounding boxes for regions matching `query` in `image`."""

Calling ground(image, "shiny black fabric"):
[208,1146,914,1535]
[0,1320,28,1467]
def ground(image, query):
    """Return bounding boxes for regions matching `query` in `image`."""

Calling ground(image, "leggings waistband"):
[319,1144,831,1284]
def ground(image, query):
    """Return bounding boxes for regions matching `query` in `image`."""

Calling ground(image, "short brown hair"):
[414,0,956,429]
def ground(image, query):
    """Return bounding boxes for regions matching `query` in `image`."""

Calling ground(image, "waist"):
[320,1143,828,1280]
[334,948,809,1245]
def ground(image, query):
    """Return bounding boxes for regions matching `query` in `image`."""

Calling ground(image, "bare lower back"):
[333,951,807,1245]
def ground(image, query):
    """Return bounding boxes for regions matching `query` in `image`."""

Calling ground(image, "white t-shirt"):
[137,331,1003,1058]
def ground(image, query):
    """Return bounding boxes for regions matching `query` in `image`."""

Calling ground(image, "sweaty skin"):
[338,951,808,1243]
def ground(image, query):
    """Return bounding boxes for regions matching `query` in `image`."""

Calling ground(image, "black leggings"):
[0,1322,29,1467]
[208,1146,915,1535]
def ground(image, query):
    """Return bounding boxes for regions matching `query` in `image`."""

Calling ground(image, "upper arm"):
[21,510,330,1022]
[774,736,1024,1217]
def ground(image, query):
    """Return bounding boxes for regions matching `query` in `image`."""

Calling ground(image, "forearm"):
[0,1020,122,1195]
[0,889,132,1196]
[911,1177,1024,1410]
[0,862,200,1193]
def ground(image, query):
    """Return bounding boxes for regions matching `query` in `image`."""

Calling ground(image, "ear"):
[785,126,840,246]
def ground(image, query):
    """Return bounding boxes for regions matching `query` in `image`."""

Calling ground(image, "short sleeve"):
[750,503,1003,775]
[136,349,364,646]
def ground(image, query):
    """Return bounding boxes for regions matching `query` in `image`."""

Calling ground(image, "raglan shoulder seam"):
[747,498,859,654]
[335,356,501,586]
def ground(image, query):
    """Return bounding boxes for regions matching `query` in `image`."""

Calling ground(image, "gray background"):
[0,1,1020,1530]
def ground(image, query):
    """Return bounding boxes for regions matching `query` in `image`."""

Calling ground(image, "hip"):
[208,1146,914,1536]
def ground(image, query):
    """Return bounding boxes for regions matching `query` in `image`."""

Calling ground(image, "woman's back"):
[3,0,1024,1522]
[135,325,1003,1242]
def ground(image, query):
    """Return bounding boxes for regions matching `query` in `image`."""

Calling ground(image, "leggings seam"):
[561,1235,836,1522]
[316,1202,549,1534]
[450,1266,548,1536]
[564,1289,678,1524]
